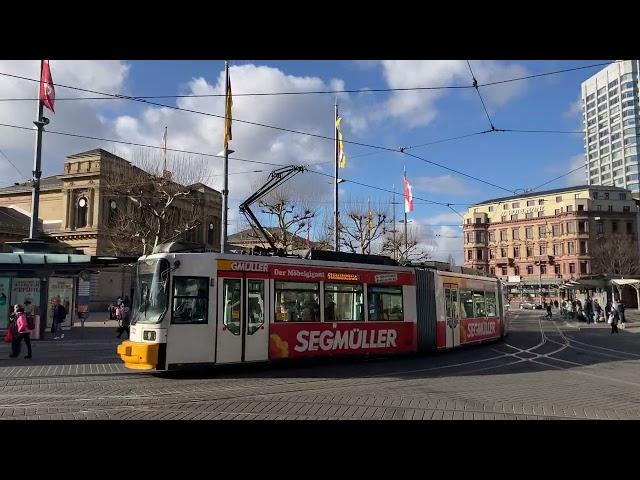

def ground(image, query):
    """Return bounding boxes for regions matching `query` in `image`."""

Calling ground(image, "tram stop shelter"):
[0,252,136,339]
[559,276,640,310]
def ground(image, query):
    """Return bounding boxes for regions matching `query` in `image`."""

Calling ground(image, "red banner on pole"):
[39,60,55,113]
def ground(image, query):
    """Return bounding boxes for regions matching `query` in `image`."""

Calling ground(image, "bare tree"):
[333,199,388,254]
[381,224,433,262]
[103,149,212,255]
[591,234,640,276]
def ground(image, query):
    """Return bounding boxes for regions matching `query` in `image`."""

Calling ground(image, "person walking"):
[610,300,620,334]
[618,301,626,329]
[52,297,66,340]
[116,304,130,339]
[11,306,32,359]
[546,302,552,319]
[593,299,602,322]
[584,298,593,324]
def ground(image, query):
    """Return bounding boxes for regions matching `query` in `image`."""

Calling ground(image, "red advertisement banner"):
[459,317,501,344]
[269,322,416,359]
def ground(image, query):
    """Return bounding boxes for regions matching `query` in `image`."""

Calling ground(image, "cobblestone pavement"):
[1,309,640,420]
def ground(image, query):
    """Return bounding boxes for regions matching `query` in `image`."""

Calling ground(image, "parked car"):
[520,302,534,309]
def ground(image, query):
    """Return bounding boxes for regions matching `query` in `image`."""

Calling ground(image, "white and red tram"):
[117,247,509,371]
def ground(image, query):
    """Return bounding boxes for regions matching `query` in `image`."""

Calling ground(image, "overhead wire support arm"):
[238,164,306,255]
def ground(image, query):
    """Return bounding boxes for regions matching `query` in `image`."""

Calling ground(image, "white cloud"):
[429,225,464,264]
[413,174,477,196]
[422,212,463,226]
[563,96,582,120]
[357,60,530,129]
[565,154,587,186]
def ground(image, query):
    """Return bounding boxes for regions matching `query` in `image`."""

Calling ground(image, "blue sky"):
[0,60,611,261]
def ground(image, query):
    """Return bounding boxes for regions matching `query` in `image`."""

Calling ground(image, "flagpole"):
[334,98,339,252]
[404,167,408,254]
[163,126,167,173]
[367,197,371,255]
[221,60,230,253]
[29,60,46,240]
[392,183,396,261]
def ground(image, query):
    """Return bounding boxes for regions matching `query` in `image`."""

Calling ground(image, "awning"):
[610,279,640,287]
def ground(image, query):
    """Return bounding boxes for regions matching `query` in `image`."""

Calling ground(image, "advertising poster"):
[0,278,10,329]
[47,277,74,328]
[10,278,40,318]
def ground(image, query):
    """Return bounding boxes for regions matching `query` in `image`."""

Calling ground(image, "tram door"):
[445,285,461,348]
[216,275,269,364]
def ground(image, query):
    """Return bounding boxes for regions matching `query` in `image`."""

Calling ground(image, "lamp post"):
[217,147,235,253]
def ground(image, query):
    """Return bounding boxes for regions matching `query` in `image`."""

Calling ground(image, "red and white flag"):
[403,172,414,213]
[39,60,55,113]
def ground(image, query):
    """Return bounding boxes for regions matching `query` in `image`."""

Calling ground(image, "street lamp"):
[216,148,235,253]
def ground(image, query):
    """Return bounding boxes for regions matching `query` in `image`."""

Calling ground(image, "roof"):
[0,207,30,231]
[0,175,63,195]
[66,148,118,159]
[611,279,640,286]
[472,184,630,207]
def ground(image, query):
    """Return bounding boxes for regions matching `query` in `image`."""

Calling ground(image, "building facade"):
[463,185,638,302]
[0,148,222,309]
[582,60,640,196]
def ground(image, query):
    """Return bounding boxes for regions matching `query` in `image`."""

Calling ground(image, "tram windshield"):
[133,258,170,324]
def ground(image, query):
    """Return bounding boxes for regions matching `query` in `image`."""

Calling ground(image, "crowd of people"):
[552,297,627,333]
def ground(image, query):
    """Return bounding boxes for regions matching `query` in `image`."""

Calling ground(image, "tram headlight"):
[143,331,157,341]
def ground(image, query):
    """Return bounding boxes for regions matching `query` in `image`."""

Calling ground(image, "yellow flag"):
[224,67,232,149]
[336,116,347,168]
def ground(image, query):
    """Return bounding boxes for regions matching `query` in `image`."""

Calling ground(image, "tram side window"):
[368,286,403,321]
[485,291,497,316]
[172,277,208,324]
[275,281,320,322]
[473,291,486,317]
[324,283,364,321]
[459,290,474,318]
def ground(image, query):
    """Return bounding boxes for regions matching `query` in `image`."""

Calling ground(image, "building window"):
[596,221,604,235]
[475,231,484,243]
[540,264,546,274]
[552,224,562,236]
[490,268,495,276]
[512,202,520,208]
[566,222,575,234]
[476,249,483,260]
[627,222,633,234]
[526,265,533,275]
[593,191,599,199]
[566,205,573,212]
[503,204,508,210]
[513,246,520,258]
[475,217,482,224]
[577,204,584,211]
[553,244,563,256]
[608,205,614,212]
[612,220,618,233]
[579,240,587,255]
[569,263,576,274]
[538,199,544,205]
[578,221,587,234]
[500,230,507,241]
[489,249,495,259]
[554,264,561,275]
[467,250,472,260]
[488,206,494,212]
[526,246,533,257]
[579,262,588,275]
[514,266,520,276]
[275,281,320,322]
[539,226,546,237]
[501,267,507,276]
[555,196,563,202]
[526,200,534,206]
[489,231,495,242]
[555,208,561,215]
[512,228,519,240]
[525,212,533,219]
[466,219,471,224]
[539,243,546,255]
[501,248,508,258]
[537,212,544,218]
[567,241,575,254]
[525,227,533,239]
[623,206,630,213]
[325,283,364,322]
[76,196,88,228]
[511,214,518,221]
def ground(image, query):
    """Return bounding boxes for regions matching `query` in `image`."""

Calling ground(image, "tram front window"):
[133,259,170,324]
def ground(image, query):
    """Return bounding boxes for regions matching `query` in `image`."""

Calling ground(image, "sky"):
[0,60,606,263]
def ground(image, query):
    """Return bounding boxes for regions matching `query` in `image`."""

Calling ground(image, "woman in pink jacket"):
[10,306,32,359]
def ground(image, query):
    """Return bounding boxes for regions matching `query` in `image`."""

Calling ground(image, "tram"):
[117,245,509,371]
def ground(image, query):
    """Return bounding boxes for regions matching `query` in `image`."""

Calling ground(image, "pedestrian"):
[609,302,619,334]
[52,297,66,340]
[546,302,552,319]
[554,300,559,309]
[11,306,32,359]
[593,299,602,322]
[116,304,130,339]
[6,305,19,357]
[618,301,626,329]
[584,298,593,324]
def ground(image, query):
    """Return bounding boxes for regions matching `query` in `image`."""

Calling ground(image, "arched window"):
[76,196,88,228]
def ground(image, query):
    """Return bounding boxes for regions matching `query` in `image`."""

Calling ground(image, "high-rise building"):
[582,60,640,196]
